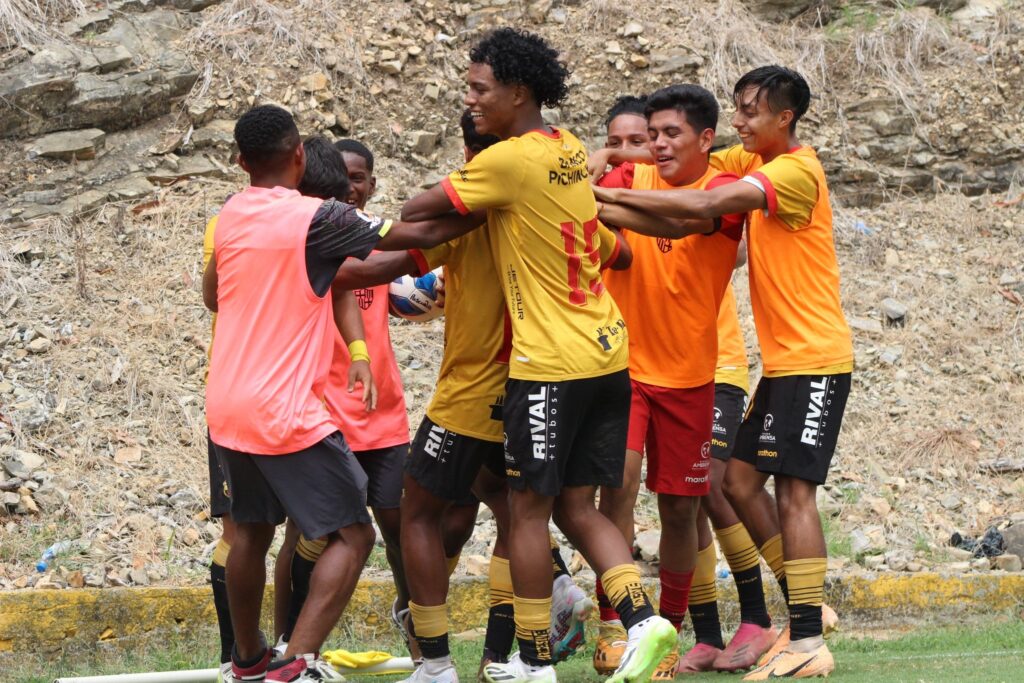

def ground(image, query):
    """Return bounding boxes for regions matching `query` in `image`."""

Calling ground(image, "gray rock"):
[64,71,172,133]
[168,489,202,510]
[62,9,114,36]
[634,529,660,561]
[650,51,703,75]
[146,156,230,184]
[879,347,903,365]
[107,174,155,201]
[868,110,915,137]
[409,130,438,156]
[850,529,872,555]
[187,98,218,127]
[74,44,134,74]
[622,21,644,37]
[7,450,45,472]
[129,567,150,585]
[940,493,961,510]
[970,557,989,571]
[881,297,908,325]
[993,554,1022,572]
[56,189,108,217]
[191,120,235,150]
[170,0,223,10]
[1001,524,1024,559]
[27,337,52,354]
[27,129,106,161]
[849,317,883,334]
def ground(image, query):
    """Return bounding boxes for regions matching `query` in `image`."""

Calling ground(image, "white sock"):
[421,656,453,674]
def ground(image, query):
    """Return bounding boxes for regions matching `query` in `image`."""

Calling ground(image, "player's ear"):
[778,109,794,131]
[368,175,377,199]
[699,128,715,154]
[512,83,529,107]
[237,152,251,174]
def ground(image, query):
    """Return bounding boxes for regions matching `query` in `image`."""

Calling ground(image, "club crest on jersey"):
[355,288,374,310]
[657,238,673,253]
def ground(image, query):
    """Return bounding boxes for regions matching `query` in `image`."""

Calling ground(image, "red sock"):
[596,578,620,622]
[658,567,694,632]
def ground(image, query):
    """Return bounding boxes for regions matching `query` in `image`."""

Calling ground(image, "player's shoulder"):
[711,144,760,175]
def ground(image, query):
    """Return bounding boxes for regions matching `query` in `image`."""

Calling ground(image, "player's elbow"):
[202,289,218,312]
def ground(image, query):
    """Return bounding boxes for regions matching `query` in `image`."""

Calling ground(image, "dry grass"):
[0,0,83,49]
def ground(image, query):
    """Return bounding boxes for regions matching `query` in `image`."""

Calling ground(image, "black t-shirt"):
[305,199,387,296]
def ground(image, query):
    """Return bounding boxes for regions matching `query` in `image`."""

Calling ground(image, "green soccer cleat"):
[607,617,678,683]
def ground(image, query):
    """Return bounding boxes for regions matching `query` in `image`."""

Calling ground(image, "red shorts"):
[627,379,715,496]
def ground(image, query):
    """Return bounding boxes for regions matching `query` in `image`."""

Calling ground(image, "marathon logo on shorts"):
[800,377,830,447]
[759,413,776,444]
[528,385,558,460]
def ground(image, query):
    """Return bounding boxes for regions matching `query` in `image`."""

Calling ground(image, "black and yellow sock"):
[549,533,570,580]
[759,534,788,603]
[210,539,233,664]
[785,558,826,642]
[446,553,461,577]
[409,602,450,659]
[688,544,724,648]
[601,564,655,630]
[285,535,326,640]
[484,556,515,661]
[717,523,771,627]
[514,595,553,666]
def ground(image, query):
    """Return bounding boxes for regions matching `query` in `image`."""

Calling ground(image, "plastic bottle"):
[36,540,74,572]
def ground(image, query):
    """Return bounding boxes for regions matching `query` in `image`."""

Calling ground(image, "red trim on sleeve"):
[750,171,777,216]
[597,162,635,189]
[440,176,470,216]
[494,311,513,365]
[602,235,622,270]
[407,249,430,276]
[705,172,744,241]
[528,127,562,139]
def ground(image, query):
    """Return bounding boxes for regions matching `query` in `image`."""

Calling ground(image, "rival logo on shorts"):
[800,377,830,446]
[759,413,776,443]
[528,386,557,460]
[424,424,447,460]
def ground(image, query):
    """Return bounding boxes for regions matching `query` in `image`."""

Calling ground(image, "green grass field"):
[12,620,1024,682]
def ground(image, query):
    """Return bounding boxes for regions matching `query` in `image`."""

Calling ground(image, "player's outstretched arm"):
[333,251,420,290]
[400,184,455,222]
[332,290,377,412]
[597,201,708,240]
[595,181,765,224]
[202,254,218,312]
[588,147,654,180]
[376,211,484,251]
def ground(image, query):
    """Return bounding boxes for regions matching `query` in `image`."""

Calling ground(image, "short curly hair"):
[233,104,300,171]
[469,28,570,108]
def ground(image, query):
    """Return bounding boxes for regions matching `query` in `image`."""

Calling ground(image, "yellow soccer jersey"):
[415,228,508,443]
[203,215,218,361]
[441,128,628,381]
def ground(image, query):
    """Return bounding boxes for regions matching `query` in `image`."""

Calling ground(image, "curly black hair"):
[298,136,350,201]
[233,104,300,171]
[604,94,648,128]
[469,28,570,108]
[733,65,811,132]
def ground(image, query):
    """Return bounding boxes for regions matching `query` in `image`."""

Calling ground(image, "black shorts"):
[733,373,851,484]
[710,383,748,462]
[354,444,408,510]
[213,432,372,539]
[503,369,630,497]
[207,432,231,518]
[406,417,505,502]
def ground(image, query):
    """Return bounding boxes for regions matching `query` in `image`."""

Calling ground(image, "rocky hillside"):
[1,0,1022,590]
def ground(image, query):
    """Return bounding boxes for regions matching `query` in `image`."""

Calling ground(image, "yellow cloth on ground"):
[321,649,414,675]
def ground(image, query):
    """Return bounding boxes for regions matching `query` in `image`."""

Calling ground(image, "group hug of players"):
[202,26,854,683]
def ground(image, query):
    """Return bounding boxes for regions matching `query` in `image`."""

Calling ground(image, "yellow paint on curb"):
[1,573,1021,656]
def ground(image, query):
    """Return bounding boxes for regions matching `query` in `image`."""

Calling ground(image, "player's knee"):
[776,479,817,517]
[659,494,699,525]
[722,468,752,505]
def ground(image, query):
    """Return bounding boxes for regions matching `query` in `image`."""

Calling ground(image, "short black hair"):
[460,109,501,153]
[469,28,570,108]
[298,136,350,201]
[604,95,648,128]
[335,139,374,174]
[733,65,811,131]
[645,84,719,134]
[234,105,300,172]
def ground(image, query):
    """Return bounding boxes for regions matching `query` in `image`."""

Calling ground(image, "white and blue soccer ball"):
[388,268,444,322]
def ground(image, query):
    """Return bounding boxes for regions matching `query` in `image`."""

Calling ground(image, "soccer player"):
[401,28,677,683]
[271,138,416,660]
[604,95,650,152]
[203,105,480,683]
[594,84,745,680]
[593,65,854,680]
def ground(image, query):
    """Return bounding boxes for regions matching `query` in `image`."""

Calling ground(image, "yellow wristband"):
[348,340,370,363]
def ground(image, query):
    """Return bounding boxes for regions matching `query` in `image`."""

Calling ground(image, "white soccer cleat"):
[482,652,556,683]
[607,616,678,683]
[398,656,459,682]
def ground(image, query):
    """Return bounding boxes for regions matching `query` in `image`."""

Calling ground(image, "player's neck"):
[249,172,298,191]
[504,109,549,140]
[667,161,710,188]
[758,133,801,163]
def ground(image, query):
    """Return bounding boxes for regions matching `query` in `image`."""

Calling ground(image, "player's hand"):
[434,271,446,309]
[587,148,614,180]
[348,360,377,412]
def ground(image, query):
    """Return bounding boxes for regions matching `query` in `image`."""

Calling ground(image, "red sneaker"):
[677,642,723,674]
[714,623,780,672]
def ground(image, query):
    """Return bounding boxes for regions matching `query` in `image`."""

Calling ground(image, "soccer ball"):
[388,268,444,322]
